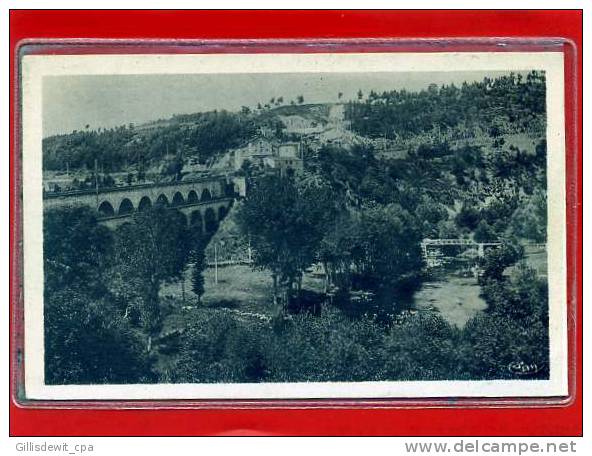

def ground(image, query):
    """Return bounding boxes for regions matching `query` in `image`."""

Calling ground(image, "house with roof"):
[232,138,303,176]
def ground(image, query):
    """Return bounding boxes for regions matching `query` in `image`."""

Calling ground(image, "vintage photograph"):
[21,52,567,400]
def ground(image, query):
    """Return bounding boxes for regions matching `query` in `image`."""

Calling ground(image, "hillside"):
[42,72,548,243]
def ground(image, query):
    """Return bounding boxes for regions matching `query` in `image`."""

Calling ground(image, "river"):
[413,275,487,328]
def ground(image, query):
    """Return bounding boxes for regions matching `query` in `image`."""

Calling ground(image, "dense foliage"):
[236,173,340,308]
[43,205,199,384]
[113,207,191,338]
[43,207,156,384]
[345,71,546,139]
[43,110,257,172]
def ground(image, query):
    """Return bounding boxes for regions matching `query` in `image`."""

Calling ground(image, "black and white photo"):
[20,52,568,400]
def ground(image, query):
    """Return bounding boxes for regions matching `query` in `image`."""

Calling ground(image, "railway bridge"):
[43,175,238,233]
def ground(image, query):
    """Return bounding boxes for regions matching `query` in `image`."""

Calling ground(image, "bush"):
[474,220,497,243]
[44,206,113,298]
[171,311,268,383]
[381,313,463,380]
[455,204,481,231]
[462,265,549,379]
[44,290,155,384]
[460,312,548,380]
[265,309,385,382]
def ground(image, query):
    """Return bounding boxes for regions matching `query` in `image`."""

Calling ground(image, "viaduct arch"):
[44,175,238,233]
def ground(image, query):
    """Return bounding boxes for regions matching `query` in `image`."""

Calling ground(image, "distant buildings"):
[233,138,303,176]
[275,143,304,176]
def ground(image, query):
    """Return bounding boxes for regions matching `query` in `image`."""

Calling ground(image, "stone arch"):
[98,200,115,217]
[201,188,212,202]
[187,190,199,204]
[172,191,185,206]
[118,198,134,215]
[155,194,169,206]
[190,210,203,230]
[218,205,228,221]
[138,196,152,212]
[204,207,218,233]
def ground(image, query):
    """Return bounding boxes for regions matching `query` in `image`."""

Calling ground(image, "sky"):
[42,70,515,137]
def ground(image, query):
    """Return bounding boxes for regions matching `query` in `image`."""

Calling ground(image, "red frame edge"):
[9,10,583,436]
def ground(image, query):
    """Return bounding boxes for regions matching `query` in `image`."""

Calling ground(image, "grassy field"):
[155,264,325,377]
[159,264,325,328]
[523,247,548,278]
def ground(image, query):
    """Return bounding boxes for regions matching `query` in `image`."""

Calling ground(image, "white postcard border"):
[21,51,567,400]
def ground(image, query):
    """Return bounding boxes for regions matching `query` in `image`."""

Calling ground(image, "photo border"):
[8,11,581,438]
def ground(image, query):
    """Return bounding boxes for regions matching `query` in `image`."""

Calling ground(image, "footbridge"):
[43,175,238,232]
[420,238,502,268]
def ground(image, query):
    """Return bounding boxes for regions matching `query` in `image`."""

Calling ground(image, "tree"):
[102,174,115,188]
[137,168,146,182]
[236,174,337,309]
[296,95,304,105]
[455,204,481,231]
[161,153,184,181]
[318,214,359,293]
[191,244,206,304]
[480,242,524,282]
[509,189,547,242]
[416,199,449,238]
[474,219,497,243]
[357,89,363,100]
[43,206,113,298]
[43,207,154,384]
[114,206,191,348]
[353,204,424,294]
[44,289,154,384]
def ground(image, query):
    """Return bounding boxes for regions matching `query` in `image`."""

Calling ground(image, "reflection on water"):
[413,275,487,328]
[336,249,545,328]
[332,274,486,328]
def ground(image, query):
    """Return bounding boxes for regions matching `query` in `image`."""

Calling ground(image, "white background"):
[1,0,589,453]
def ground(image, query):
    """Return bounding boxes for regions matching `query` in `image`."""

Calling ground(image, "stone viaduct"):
[43,175,237,233]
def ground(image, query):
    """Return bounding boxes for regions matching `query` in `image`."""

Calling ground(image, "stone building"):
[274,142,303,176]
[232,138,303,176]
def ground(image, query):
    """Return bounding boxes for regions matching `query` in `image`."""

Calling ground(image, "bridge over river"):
[420,238,502,267]
[43,174,240,232]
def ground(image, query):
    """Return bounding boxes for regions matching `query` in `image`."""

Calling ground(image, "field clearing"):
[160,264,326,321]
[524,248,548,277]
[502,133,540,154]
